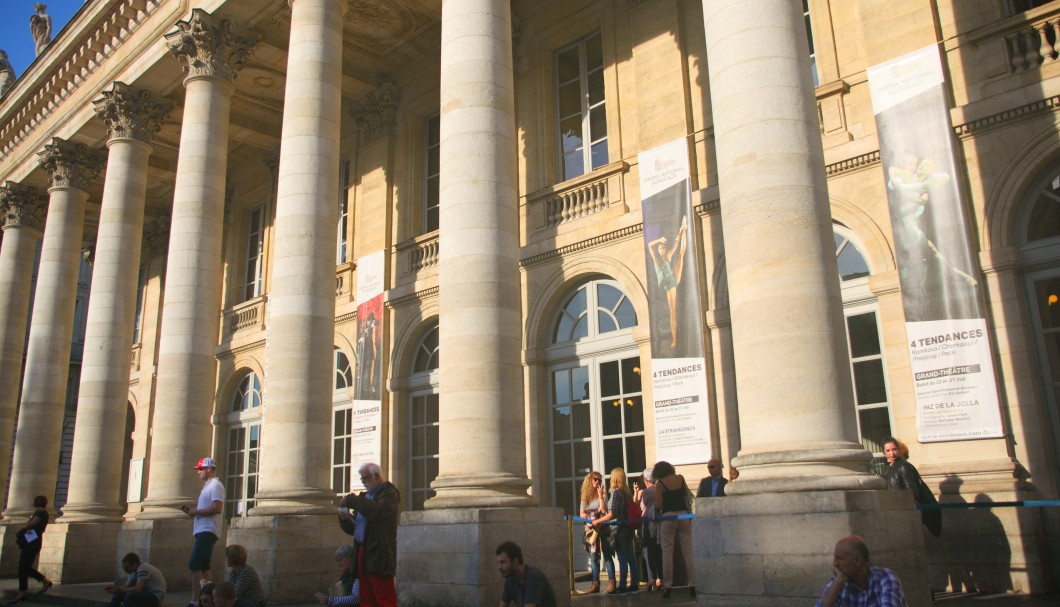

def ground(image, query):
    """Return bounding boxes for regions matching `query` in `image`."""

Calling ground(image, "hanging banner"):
[352,250,385,466]
[639,138,712,465]
[867,46,1003,442]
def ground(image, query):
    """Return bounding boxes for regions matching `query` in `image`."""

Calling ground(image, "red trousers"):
[357,545,397,607]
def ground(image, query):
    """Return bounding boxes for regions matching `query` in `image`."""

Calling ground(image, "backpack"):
[625,496,642,530]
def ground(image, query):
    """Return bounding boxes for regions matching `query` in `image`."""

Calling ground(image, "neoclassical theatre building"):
[0,0,1059,604]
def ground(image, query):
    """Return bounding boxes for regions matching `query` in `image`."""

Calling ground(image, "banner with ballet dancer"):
[352,250,385,466]
[639,138,712,465]
[868,45,1003,442]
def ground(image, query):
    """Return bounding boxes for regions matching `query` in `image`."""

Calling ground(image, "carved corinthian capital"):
[164,9,260,83]
[350,83,399,144]
[0,182,48,232]
[93,82,174,143]
[37,138,106,191]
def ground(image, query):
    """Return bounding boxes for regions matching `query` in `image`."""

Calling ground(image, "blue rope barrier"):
[916,499,1060,510]
[567,513,695,525]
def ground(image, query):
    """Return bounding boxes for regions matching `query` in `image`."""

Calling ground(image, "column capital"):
[93,82,174,144]
[350,82,399,144]
[164,9,260,84]
[36,138,106,191]
[143,215,171,258]
[0,182,48,233]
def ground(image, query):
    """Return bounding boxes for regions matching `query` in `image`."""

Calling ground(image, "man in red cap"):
[180,457,225,607]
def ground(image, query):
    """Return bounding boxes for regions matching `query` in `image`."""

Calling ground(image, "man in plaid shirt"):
[816,536,908,607]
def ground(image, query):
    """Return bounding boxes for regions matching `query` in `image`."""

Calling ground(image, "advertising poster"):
[353,250,385,465]
[867,45,1003,441]
[639,138,712,464]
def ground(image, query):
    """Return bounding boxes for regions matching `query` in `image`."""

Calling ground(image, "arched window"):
[834,224,892,470]
[548,278,640,515]
[332,347,354,495]
[225,371,262,519]
[408,324,439,511]
[1018,165,1060,472]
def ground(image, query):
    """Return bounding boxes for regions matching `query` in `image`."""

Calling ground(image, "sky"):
[1,1,84,78]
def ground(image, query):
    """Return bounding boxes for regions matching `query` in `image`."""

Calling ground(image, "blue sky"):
[2,1,84,77]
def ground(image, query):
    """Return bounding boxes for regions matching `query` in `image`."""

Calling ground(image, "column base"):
[225,513,341,603]
[117,518,224,591]
[424,474,533,509]
[397,507,569,606]
[38,521,123,583]
[729,445,887,494]
[694,490,930,606]
[0,524,25,577]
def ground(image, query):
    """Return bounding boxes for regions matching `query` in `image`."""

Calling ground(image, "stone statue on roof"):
[0,50,15,97]
[31,4,52,56]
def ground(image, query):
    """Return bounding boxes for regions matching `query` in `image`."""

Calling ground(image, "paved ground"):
[0,577,1055,606]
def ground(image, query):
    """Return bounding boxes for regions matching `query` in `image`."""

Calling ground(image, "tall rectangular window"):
[244,205,265,301]
[804,0,819,86]
[556,32,608,181]
[332,405,354,496]
[132,265,148,344]
[424,116,440,234]
[409,392,439,510]
[337,159,350,264]
[225,424,260,519]
[845,310,892,472]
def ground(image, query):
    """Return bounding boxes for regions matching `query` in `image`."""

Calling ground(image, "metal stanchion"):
[568,515,576,595]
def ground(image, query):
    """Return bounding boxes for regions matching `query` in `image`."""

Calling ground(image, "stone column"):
[4,139,104,520]
[428,0,530,509]
[137,10,256,519]
[0,184,47,502]
[694,2,927,604]
[61,83,172,523]
[252,0,348,516]
[702,0,880,492]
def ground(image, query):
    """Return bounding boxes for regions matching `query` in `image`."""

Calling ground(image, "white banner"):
[907,319,1003,441]
[351,399,383,467]
[639,138,712,464]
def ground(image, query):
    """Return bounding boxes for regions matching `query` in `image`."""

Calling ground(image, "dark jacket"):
[341,482,400,577]
[884,457,941,537]
[696,476,727,498]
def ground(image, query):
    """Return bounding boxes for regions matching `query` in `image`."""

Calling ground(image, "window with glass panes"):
[804,0,819,86]
[408,324,439,510]
[332,348,354,495]
[555,33,608,181]
[226,371,262,519]
[337,160,350,264]
[132,265,147,344]
[244,205,265,301]
[424,116,440,233]
[835,226,892,474]
[549,279,639,515]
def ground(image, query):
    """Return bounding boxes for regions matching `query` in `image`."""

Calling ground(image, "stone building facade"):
[0,0,1057,604]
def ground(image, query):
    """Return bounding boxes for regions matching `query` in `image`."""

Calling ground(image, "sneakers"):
[607,585,626,596]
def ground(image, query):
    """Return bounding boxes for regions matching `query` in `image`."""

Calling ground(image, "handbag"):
[14,529,26,549]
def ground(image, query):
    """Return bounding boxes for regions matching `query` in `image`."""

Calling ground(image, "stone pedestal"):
[118,518,224,591]
[0,525,26,576]
[397,508,569,607]
[225,514,339,603]
[37,521,123,583]
[693,491,930,606]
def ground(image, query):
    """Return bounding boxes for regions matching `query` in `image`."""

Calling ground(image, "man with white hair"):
[340,463,399,607]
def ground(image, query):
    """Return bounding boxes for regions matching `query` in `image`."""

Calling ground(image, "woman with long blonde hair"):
[590,468,639,595]
[578,471,614,594]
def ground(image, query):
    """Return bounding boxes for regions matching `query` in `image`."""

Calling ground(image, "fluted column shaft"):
[0,185,47,514]
[5,139,103,518]
[142,11,256,515]
[63,84,171,522]
[428,0,530,509]
[254,0,346,513]
[702,0,883,492]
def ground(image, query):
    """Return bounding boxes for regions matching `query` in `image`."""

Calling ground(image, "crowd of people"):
[11,438,932,607]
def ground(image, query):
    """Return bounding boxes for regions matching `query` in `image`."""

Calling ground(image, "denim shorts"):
[188,532,218,571]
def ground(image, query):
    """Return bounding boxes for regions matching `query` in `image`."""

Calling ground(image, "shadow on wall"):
[927,476,1013,593]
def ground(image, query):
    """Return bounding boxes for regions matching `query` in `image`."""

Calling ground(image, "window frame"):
[554,31,609,182]
[406,324,440,511]
[337,159,351,264]
[243,204,266,301]
[423,115,440,234]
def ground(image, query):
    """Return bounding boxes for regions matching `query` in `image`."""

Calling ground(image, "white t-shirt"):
[193,477,225,535]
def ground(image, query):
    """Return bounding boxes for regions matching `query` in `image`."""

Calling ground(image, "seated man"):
[496,541,556,607]
[316,545,360,606]
[105,553,167,607]
[817,535,908,607]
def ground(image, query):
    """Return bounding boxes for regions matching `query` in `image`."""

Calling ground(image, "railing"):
[394,233,440,278]
[1005,16,1060,72]
[527,161,629,229]
[222,295,267,335]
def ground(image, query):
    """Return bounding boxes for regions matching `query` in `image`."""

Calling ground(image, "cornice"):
[387,286,439,310]
[953,93,1060,138]
[521,225,643,268]
[825,150,881,177]
[0,0,170,162]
